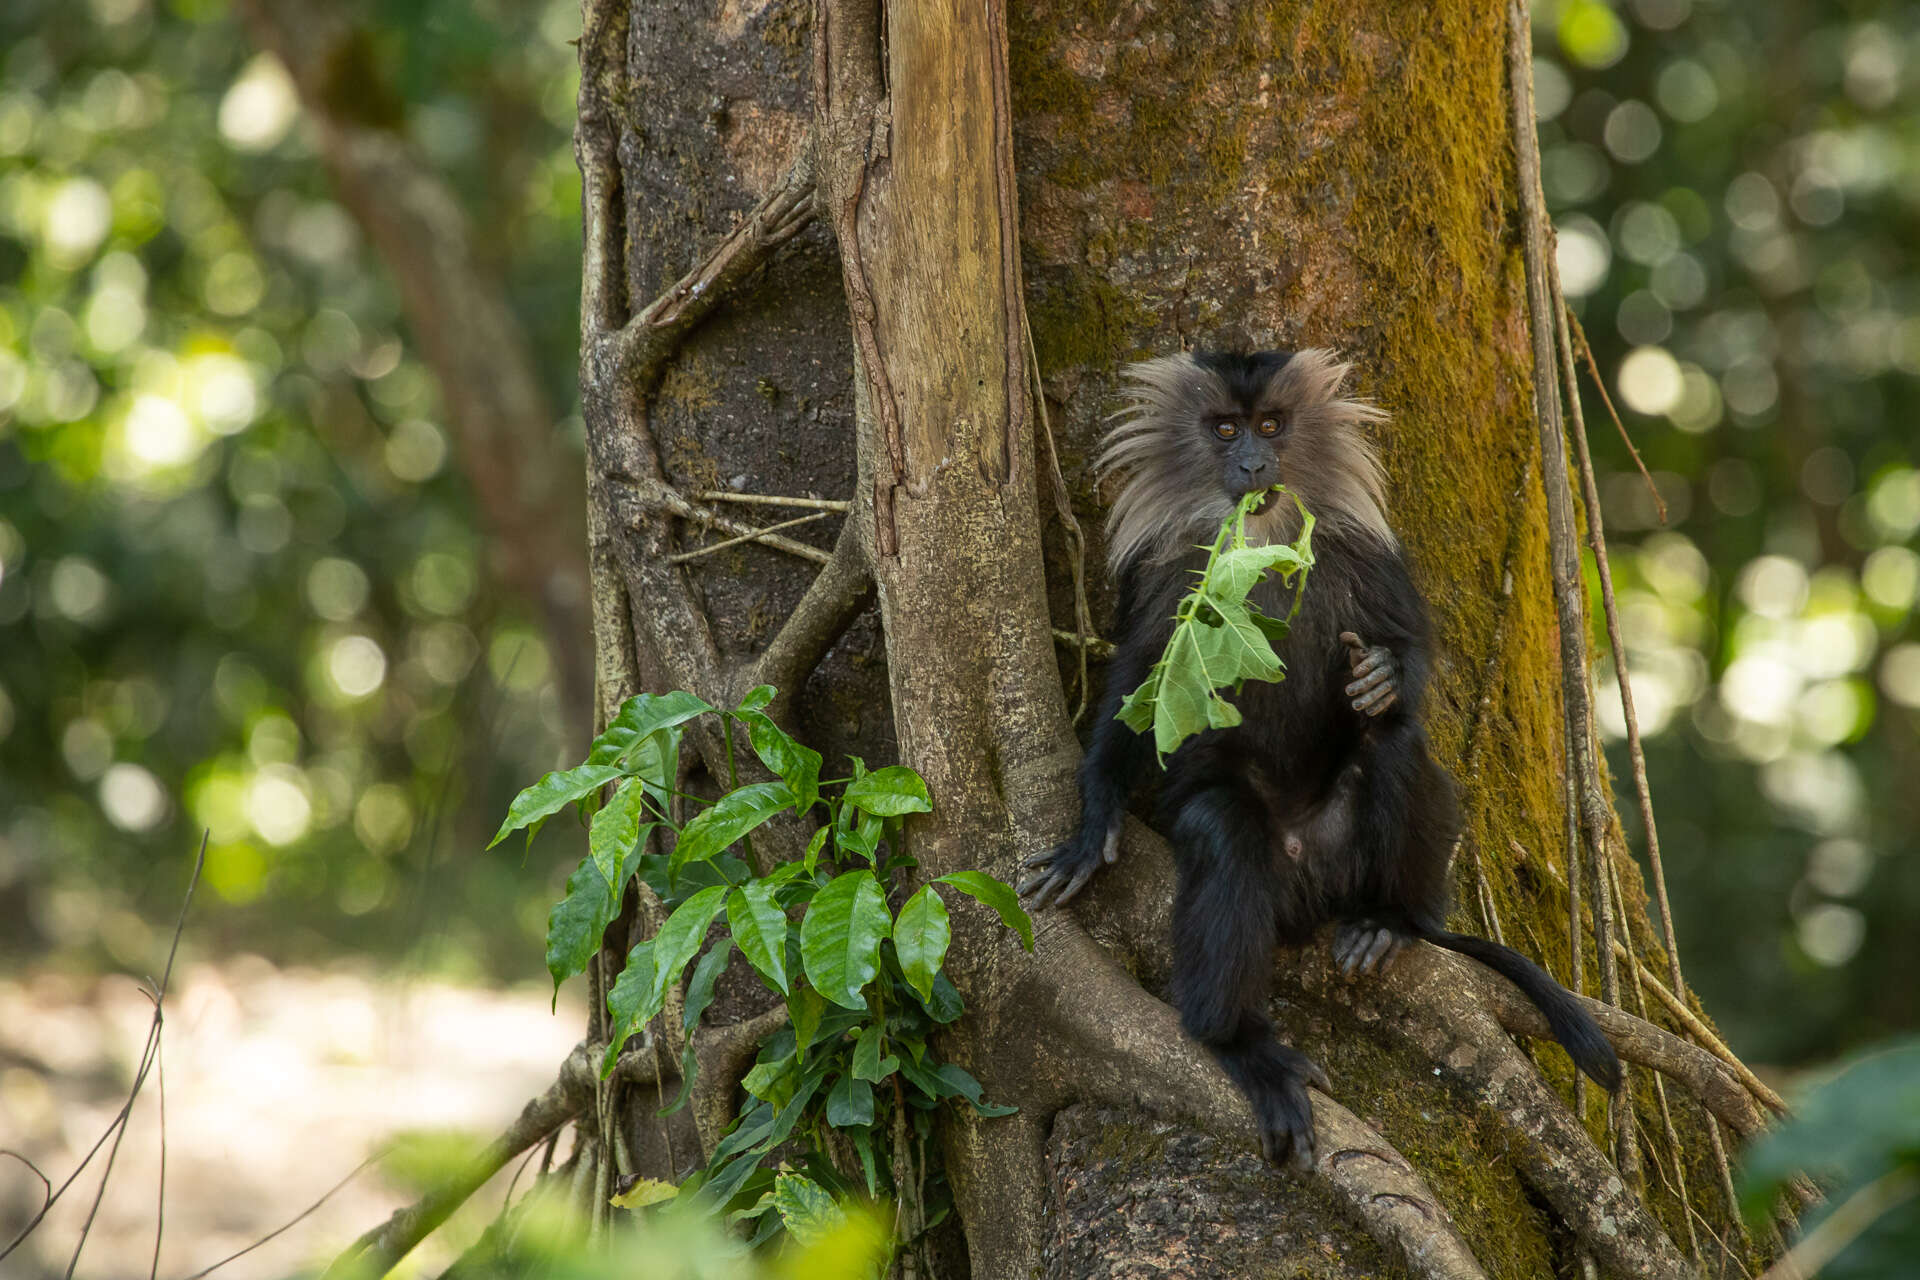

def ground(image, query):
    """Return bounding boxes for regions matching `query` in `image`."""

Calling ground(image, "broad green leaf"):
[892,885,950,1002]
[937,870,1035,952]
[587,690,715,765]
[803,825,831,874]
[609,1177,677,1210]
[773,1173,847,1247]
[588,780,651,886]
[728,881,790,994]
[789,985,826,1060]
[800,870,893,1010]
[932,1062,1018,1117]
[735,684,776,713]
[1117,486,1316,762]
[635,885,728,1031]
[852,1025,886,1082]
[545,856,618,997]
[735,707,822,813]
[826,1073,875,1127]
[917,970,964,1024]
[743,1050,800,1106]
[838,808,884,862]
[491,763,627,848]
[601,939,655,1075]
[671,780,797,873]
[842,765,933,817]
[682,939,732,1038]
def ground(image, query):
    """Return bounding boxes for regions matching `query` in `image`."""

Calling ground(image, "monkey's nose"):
[1239,460,1269,481]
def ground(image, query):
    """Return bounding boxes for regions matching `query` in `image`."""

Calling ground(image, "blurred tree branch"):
[235,0,594,743]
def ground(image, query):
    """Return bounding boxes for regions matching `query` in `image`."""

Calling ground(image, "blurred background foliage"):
[1538,0,1920,1063]
[1,0,1916,1067]
[0,0,584,982]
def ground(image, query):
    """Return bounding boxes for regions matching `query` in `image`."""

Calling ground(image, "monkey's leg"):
[1168,784,1330,1172]
[1332,721,1459,977]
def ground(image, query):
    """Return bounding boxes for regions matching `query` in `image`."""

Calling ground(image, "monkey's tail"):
[1425,930,1623,1093]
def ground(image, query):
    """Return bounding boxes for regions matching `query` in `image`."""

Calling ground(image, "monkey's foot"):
[1332,919,1408,977]
[1224,1043,1331,1173]
[1339,631,1399,717]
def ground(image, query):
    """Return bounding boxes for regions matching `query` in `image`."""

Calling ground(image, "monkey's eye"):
[1213,421,1239,440]
[1257,417,1282,437]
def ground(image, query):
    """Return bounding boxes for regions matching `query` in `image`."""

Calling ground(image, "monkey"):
[1018,348,1620,1172]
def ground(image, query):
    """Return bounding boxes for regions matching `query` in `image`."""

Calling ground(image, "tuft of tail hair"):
[1426,930,1622,1092]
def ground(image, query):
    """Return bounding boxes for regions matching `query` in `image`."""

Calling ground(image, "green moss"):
[1026,270,1158,375]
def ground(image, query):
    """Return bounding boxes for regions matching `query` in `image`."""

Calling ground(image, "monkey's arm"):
[1019,561,1166,910]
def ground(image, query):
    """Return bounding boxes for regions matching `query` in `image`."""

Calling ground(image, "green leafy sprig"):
[493,686,1034,1255]
[1116,485,1316,761]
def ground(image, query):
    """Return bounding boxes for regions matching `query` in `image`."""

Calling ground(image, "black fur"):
[1020,349,1621,1172]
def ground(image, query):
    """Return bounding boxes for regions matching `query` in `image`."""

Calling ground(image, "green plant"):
[1117,485,1316,760]
[492,686,1034,1263]
[1740,1036,1920,1279]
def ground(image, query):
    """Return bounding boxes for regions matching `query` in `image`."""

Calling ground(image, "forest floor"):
[0,957,586,1279]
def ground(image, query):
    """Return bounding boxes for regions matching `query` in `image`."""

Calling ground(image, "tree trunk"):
[570,1,1771,1276]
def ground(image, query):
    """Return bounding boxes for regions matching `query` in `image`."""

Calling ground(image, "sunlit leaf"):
[892,884,949,1002]
[937,870,1034,952]
[728,880,790,994]
[800,870,892,1009]
[842,765,933,817]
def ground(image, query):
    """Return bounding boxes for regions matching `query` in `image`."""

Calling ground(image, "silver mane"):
[1097,348,1393,572]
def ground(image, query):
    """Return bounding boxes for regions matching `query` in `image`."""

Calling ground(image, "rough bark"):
[565,1,1766,1277]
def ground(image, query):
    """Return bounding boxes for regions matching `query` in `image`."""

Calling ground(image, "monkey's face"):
[1201,399,1292,504]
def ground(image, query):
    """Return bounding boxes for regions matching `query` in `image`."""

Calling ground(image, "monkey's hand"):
[1331,918,1410,977]
[1339,630,1399,717]
[1016,818,1121,911]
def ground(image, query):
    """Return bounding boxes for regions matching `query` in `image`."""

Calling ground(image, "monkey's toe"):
[1334,921,1407,977]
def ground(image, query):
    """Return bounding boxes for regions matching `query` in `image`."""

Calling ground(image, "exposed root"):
[1480,975,1767,1139]
[692,491,852,512]
[666,510,835,564]
[1330,945,1690,1280]
[321,1042,599,1280]
[688,1007,790,1160]
[743,516,874,713]
[615,141,818,387]
[1032,925,1490,1280]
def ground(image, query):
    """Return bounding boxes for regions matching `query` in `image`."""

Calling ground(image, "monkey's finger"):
[1345,666,1391,698]
[1351,648,1392,677]
[1302,1057,1333,1094]
[1360,690,1399,717]
[1352,683,1398,715]
[1338,630,1364,651]
[1020,875,1062,912]
[1051,861,1100,908]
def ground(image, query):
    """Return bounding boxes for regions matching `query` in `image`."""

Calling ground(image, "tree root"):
[615,141,818,387]
[743,516,874,714]
[1335,946,1691,1280]
[321,1042,600,1280]
[1028,924,1491,1280]
[1478,969,1766,1139]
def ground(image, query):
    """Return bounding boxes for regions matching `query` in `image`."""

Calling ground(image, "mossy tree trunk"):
[568,0,1772,1276]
